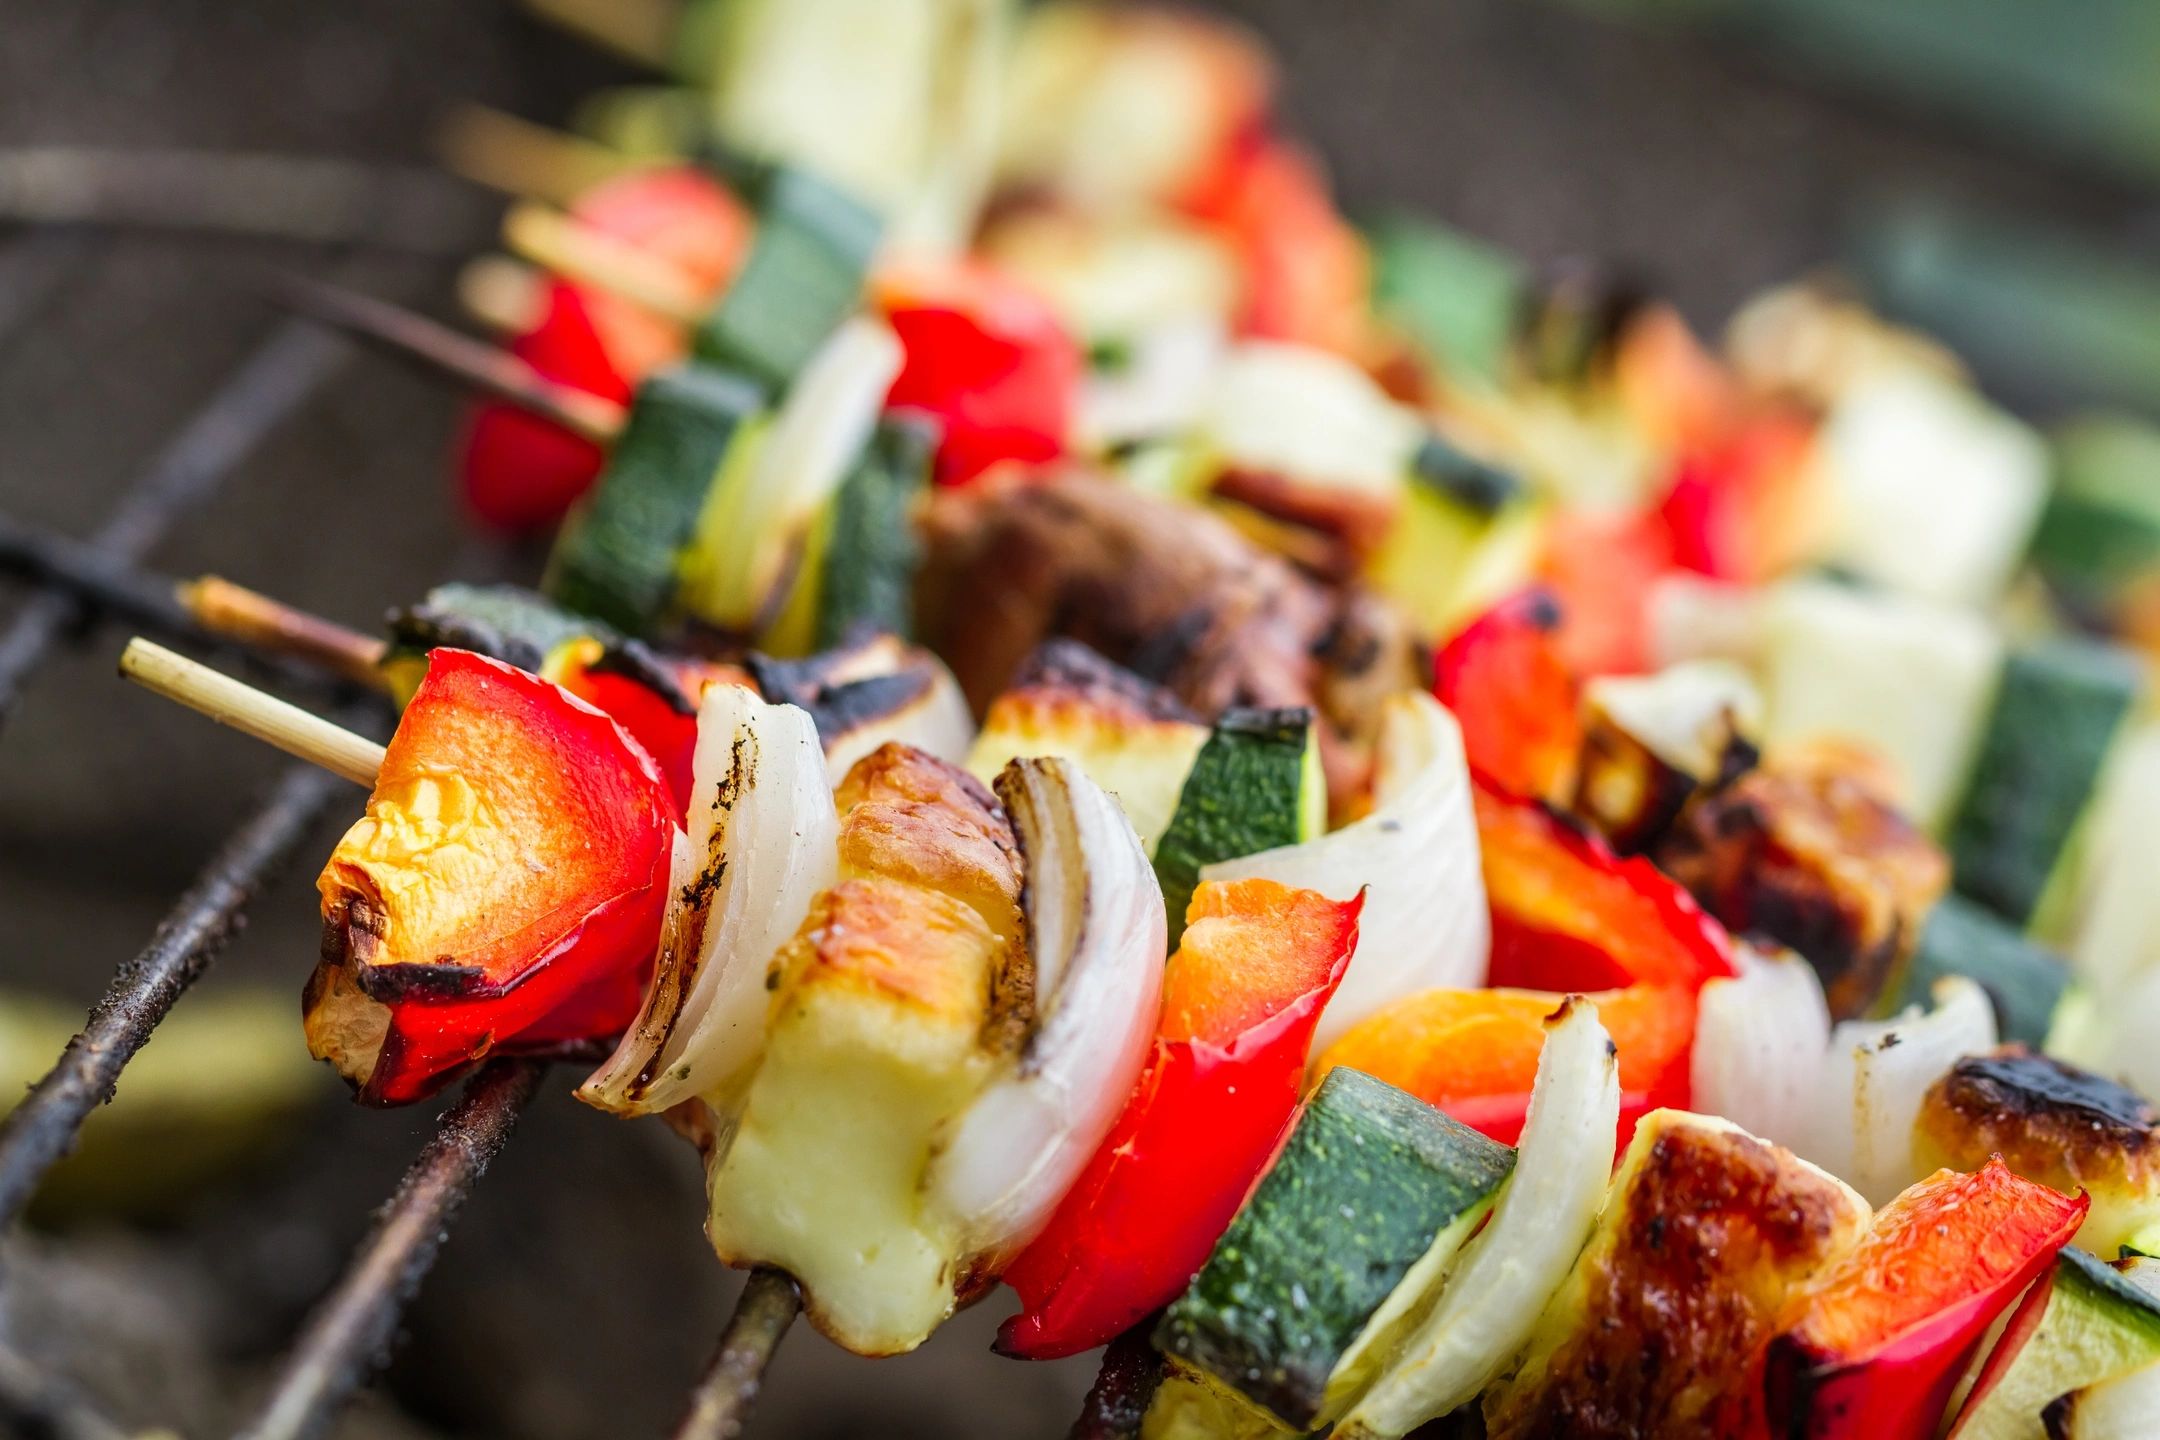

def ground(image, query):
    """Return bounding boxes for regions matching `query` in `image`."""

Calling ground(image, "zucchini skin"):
[383,583,606,675]
[545,364,761,635]
[1152,706,1316,923]
[815,417,932,650]
[1895,894,2070,1048]
[694,164,881,389]
[1154,1068,1514,1431]
[1946,638,2142,926]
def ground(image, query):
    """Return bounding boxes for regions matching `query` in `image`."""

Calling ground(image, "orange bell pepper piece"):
[1434,586,1582,804]
[1312,984,1695,1148]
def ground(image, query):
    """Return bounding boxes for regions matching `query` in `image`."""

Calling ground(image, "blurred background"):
[1,1,2156,1435]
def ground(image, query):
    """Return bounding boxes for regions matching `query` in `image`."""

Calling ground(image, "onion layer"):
[1691,944,1833,1154]
[578,685,838,1115]
[1802,975,1997,1204]
[1205,691,1487,1055]
[1340,997,1621,1439]
[930,757,1167,1262]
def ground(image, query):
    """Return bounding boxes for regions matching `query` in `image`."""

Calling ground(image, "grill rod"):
[0,322,342,727]
[0,761,346,1229]
[671,1268,802,1440]
[234,1059,546,1440]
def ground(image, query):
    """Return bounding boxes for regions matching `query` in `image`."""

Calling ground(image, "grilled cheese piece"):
[704,743,1025,1355]
[1485,1110,1869,1440]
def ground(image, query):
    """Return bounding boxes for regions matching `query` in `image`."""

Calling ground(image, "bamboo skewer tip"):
[119,637,384,787]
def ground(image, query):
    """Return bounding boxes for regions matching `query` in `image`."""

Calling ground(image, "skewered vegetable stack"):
[130,0,2160,1434]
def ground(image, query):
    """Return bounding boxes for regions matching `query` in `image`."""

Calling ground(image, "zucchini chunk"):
[813,416,933,649]
[1945,637,2144,928]
[546,364,761,634]
[693,162,882,389]
[1151,1067,1515,1434]
[1951,1247,2160,1440]
[1151,705,1324,923]
[1895,895,2077,1050]
[1484,1110,1870,1440]
[1655,746,1950,1020]
[380,583,609,702]
[966,640,1210,856]
[1917,1047,2160,1258]
[702,744,1026,1356]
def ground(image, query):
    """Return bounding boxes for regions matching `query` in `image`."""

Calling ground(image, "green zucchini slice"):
[1152,1068,1515,1433]
[1895,894,2076,1049]
[813,416,933,650]
[1151,706,1323,925]
[1952,1247,2160,1439]
[1947,637,2144,926]
[545,363,762,635]
[694,163,881,389]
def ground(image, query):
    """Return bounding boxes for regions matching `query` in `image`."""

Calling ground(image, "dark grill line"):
[234,1059,545,1440]
[0,761,347,1228]
[672,1269,803,1440]
[0,321,343,727]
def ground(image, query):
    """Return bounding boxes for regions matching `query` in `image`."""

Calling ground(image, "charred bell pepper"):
[1312,982,1695,1150]
[545,636,743,818]
[874,259,1082,487]
[308,649,676,1105]
[1476,779,1735,994]
[1758,1159,2088,1440]
[1433,586,1581,804]
[995,878,1361,1359]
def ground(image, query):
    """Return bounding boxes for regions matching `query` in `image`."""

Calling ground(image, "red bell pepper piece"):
[1434,586,1582,804]
[457,279,633,533]
[542,637,749,819]
[995,878,1362,1359]
[1477,779,1735,993]
[1758,1160,2088,1440]
[1180,132,1370,357]
[874,260,1082,487]
[1657,408,1818,587]
[456,166,752,532]
[1535,504,1675,678]
[308,649,677,1104]
[1313,983,1695,1150]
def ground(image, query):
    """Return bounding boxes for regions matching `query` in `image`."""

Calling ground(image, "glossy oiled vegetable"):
[310,649,676,1105]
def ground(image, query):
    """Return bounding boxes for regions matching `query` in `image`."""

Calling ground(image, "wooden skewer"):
[120,638,384,787]
[502,200,706,327]
[265,272,626,442]
[457,254,549,337]
[437,102,648,209]
[176,577,391,690]
[518,0,682,71]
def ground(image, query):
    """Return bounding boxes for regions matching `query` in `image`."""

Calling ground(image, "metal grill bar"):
[671,1269,802,1440]
[235,1059,545,1440]
[0,762,347,1228]
[0,322,342,726]
[0,1335,139,1440]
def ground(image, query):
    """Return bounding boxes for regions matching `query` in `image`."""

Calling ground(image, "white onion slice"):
[930,757,1166,1261]
[1340,998,1621,1439]
[1691,945,1834,1153]
[2055,1360,2160,1440]
[578,686,839,1115]
[1204,691,1487,1055]
[1802,975,1996,1204]
[2092,968,2160,1108]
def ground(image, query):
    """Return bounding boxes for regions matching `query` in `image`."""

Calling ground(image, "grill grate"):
[0,309,794,1438]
